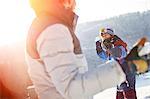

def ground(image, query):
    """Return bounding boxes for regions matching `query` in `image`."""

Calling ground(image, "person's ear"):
[60,0,71,9]
[60,0,76,10]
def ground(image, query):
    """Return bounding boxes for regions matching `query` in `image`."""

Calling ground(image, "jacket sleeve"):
[110,46,127,60]
[98,50,110,60]
[37,24,126,99]
[119,46,127,58]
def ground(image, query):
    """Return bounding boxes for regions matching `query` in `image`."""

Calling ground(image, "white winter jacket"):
[26,24,126,99]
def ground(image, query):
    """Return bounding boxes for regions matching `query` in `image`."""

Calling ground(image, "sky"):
[0,0,150,46]
[76,0,150,23]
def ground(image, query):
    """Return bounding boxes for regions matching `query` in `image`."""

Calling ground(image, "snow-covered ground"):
[94,72,150,99]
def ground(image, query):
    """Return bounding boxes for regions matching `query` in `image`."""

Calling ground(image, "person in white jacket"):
[26,0,149,99]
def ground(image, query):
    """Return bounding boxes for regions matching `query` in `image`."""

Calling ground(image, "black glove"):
[103,38,113,49]
[96,41,103,54]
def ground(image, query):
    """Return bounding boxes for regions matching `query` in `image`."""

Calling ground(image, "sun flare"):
[0,0,149,46]
[0,0,35,46]
[0,34,27,47]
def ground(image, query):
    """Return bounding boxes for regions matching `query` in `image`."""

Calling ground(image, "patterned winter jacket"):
[96,35,127,60]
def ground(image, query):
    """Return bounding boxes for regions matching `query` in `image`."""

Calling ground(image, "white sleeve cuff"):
[75,54,88,73]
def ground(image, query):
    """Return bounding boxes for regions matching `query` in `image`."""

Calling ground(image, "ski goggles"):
[100,28,114,36]
[101,32,108,36]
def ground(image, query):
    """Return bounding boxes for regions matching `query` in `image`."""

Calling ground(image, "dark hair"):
[107,28,114,33]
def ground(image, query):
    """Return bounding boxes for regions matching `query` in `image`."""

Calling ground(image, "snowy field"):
[94,72,150,99]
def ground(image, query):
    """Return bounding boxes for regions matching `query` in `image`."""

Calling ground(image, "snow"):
[94,72,150,99]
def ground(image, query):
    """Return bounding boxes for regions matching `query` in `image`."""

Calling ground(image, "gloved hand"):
[103,38,113,49]
[27,85,38,99]
[96,41,103,54]
[125,37,149,74]
[75,54,88,74]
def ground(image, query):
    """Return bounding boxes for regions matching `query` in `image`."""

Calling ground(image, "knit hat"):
[100,28,114,35]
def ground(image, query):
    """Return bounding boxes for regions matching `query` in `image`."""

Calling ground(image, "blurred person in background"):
[95,27,136,99]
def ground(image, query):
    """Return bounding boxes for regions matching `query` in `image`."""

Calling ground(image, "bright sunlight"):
[0,0,35,46]
[0,0,149,46]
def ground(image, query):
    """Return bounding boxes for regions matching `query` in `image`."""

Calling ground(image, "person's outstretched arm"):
[37,24,126,99]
